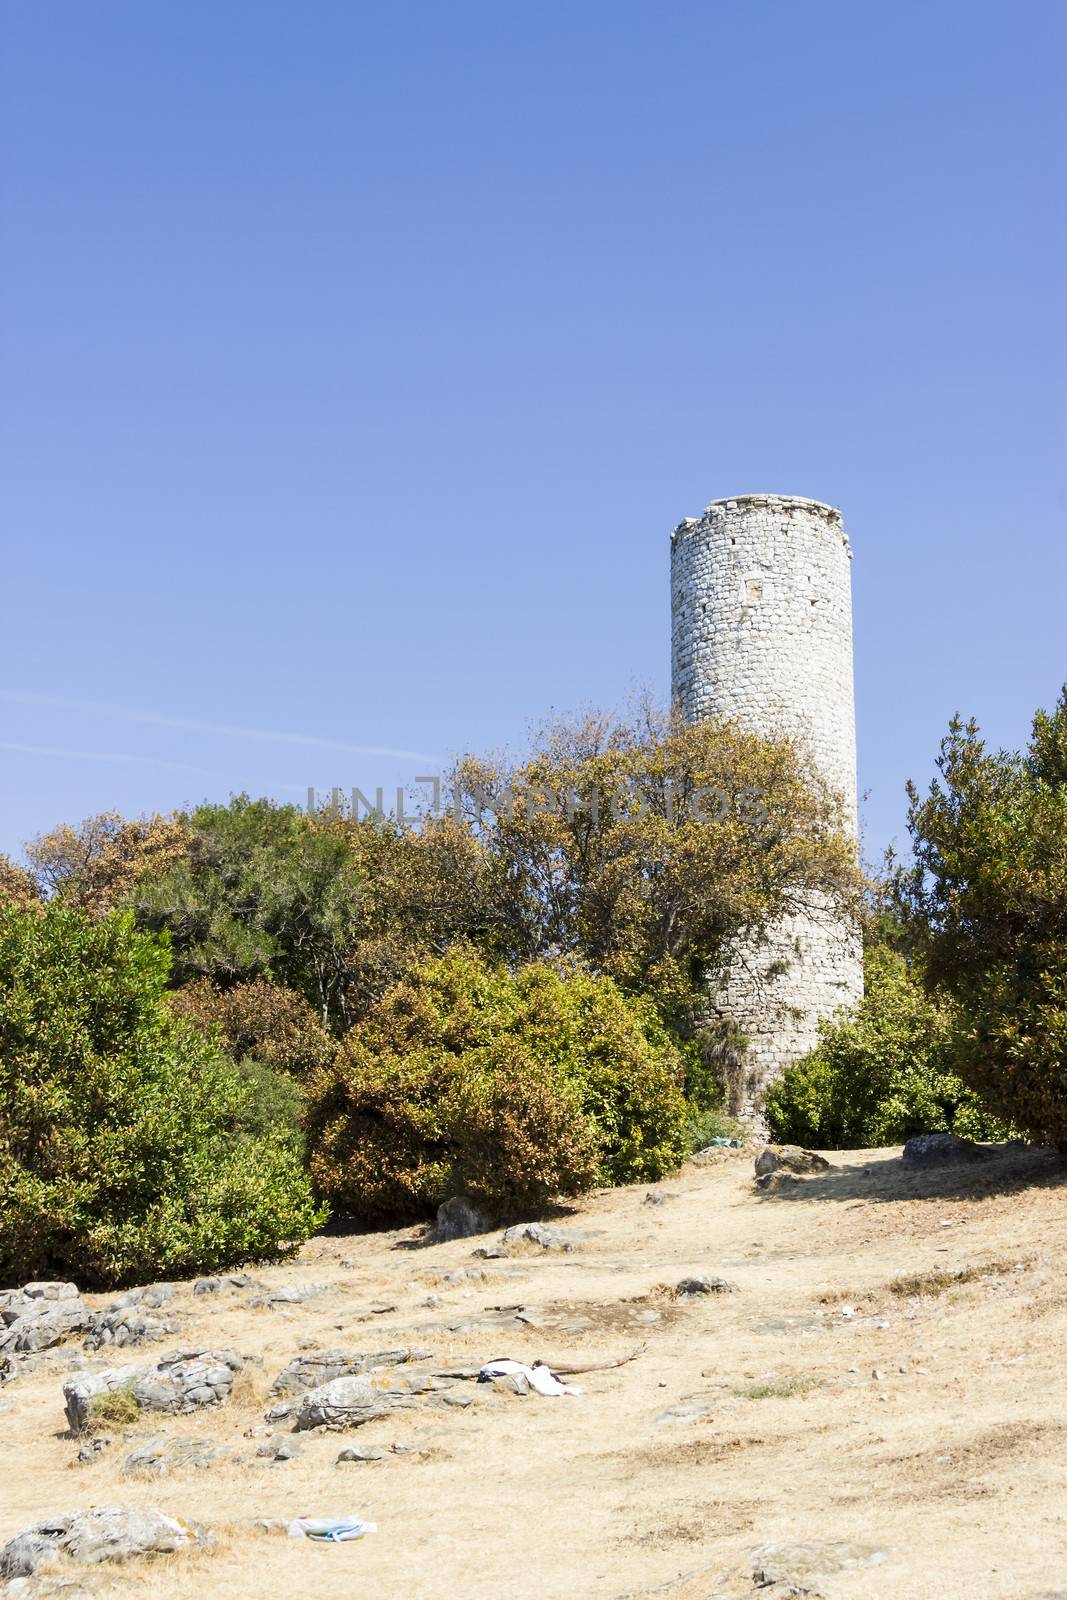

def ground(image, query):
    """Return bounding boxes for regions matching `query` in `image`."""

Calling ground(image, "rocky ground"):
[1,1141,1065,1599]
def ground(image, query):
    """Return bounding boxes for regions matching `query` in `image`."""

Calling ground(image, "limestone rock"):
[433,1196,493,1242]
[292,1369,452,1431]
[755,1145,830,1177]
[901,1132,990,1167]
[255,1432,302,1461]
[63,1348,243,1432]
[123,1436,226,1475]
[676,1274,739,1296]
[0,1285,90,1354]
[270,1346,431,1397]
[750,1538,888,1584]
[247,1282,330,1309]
[654,1394,717,1425]
[83,1304,177,1353]
[0,1506,199,1578]
[336,1444,385,1463]
[501,1222,587,1252]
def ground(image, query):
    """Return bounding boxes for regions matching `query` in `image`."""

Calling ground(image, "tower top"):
[671,493,848,550]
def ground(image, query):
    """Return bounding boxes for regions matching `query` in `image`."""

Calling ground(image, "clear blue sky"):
[2,0,1064,870]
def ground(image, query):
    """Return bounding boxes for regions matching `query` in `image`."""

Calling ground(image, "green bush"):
[763,945,1008,1150]
[306,947,690,1221]
[0,906,325,1288]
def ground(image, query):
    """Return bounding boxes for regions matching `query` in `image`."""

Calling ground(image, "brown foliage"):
[0,854,40,914]
[25,811,188,918]
[170,978,336,1078]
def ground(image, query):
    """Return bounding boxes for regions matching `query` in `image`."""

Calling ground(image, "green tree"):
[0,905,324,1287]
[899,687,1067,1148]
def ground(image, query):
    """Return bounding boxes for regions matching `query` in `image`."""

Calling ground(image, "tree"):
[137,797,490,1029]
[451,707,860,1035]
[0,905,324,1286]
[900,687,1067,1147]
[25,812,187,917]
[0,854,39,914]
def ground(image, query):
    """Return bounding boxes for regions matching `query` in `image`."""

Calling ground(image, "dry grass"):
[1,1144,1066,1599]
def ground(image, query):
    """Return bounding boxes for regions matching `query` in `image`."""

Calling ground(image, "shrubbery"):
[763,944,1008,1149]
[0,906,325,1287]
[901,688,1067,1148]
[306,947,691,1221]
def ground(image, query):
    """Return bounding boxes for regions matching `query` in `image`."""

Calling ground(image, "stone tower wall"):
[670,494,863,1105]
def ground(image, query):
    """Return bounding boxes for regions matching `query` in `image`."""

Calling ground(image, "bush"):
[763,945,1008,1149]
[170,978,336,1080]
[0,906,325,1287]
[306,947,690,1221]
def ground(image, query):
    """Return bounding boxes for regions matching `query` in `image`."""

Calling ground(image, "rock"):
[0,1285,90,1354]
[270,1346,432,1397]
[654,1394,717,1425]
[676,1274,739,1296]
[0,1353,17,1384]
[0,1506,200,1577]
[83,1305,177,1353]
[292,1370,452,1431]
[247,1283,330,1309]
[256,1433,302,1462]
[123,1436,226,1475]
[501,1222,587,1252]
[750,1538,888,1584]
[75,1436,113,1464]
[433,1196,493,1242]
[193,1273,260,1296]
[754,1145,830,1177]
[336,1445,385,1463]
[901,1132,990,1166]
[471,1245,509,1259]
[63,1348,243,1432]
[755,1172,802,1192]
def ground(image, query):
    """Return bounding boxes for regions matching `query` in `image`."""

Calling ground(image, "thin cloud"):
[0,691,440,764]
[0,740,306,793]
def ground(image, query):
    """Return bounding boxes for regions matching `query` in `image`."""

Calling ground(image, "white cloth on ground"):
[478,1359,581,1396]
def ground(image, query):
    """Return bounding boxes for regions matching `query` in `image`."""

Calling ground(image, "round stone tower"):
[670,493,862,1107]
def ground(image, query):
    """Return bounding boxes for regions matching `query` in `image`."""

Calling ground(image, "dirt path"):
[2,1143,1066,1598]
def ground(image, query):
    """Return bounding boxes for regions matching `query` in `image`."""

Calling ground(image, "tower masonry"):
[670,493,863,1104]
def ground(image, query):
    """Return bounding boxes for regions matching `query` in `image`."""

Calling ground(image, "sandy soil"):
[2,1142,1066,1599]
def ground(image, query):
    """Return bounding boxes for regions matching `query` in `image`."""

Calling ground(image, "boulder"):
[433,1196,493,1242]
[63,1348,243,1432]
[270,1346,431,1397]
[0,1285,90,1354]
[501,1222,586,1252]
[84,1305,176,1353]
[901,1132,990,1167]
[0,1506,200,1578]
[754,1146,830,1178]
[292,1369,453,1431]
[123,1436,227,1476]
[676,1274,739,1296]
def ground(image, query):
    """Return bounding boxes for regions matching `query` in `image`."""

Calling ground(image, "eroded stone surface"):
[750,1538,888,1584]
[270,1346,431,1397]
[63,1349,243,1432]
[0,1506,200,1578]
[0,1285,90,1355]
[291,1370,453,1431]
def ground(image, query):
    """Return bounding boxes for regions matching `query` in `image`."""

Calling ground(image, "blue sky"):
[2,0,1064,871]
